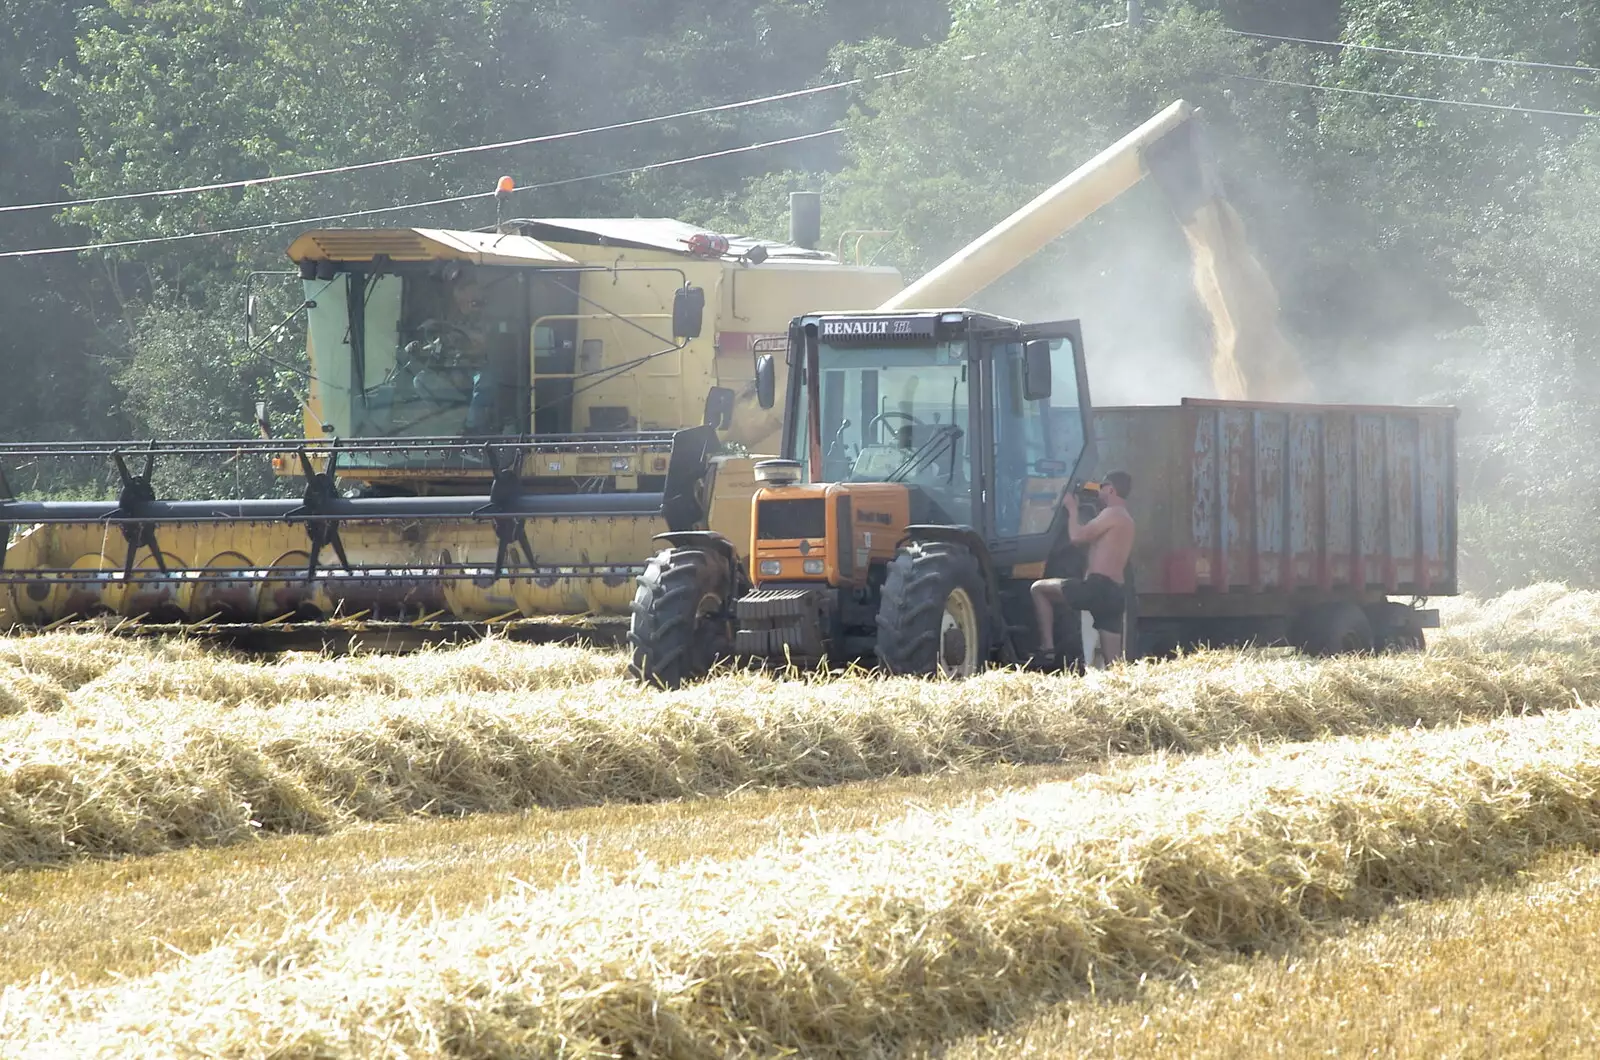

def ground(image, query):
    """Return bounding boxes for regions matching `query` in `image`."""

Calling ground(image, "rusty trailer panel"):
[1092,398,1458,610]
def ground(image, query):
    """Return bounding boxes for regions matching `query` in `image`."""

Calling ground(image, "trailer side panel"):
[1091,399,1457,617]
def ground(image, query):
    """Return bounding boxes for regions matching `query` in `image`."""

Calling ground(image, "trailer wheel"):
[627,547,735,689]
[1379,617,1427,654]
[1296,601,1374,657]
[875,542,990,679]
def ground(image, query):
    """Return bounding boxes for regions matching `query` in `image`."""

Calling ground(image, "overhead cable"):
[0,14,1140,217]
[0,129,842,260]
[1226,28,1600,77]
[0,76,899,216]
[1237,74,1600,120]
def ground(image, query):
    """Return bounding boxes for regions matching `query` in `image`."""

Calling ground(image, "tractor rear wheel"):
[627,547,735,689]
[875,542,990,678]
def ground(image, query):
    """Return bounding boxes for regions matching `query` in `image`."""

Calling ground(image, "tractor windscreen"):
[304,265,532,458]
[805,338,973,516]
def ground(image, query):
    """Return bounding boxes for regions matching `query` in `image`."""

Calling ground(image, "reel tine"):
[516,524,536,567]
[329,527,352,571]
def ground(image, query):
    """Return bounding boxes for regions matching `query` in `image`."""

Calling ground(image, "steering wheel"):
[415,318,473,341]
[867,410,924,444]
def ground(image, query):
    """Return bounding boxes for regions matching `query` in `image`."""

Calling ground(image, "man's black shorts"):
[1055,573,1125,633]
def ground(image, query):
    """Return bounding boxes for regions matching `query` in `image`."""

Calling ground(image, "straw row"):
[0,633,623,716]
[8,704,1600,1057]
[2,640,1596,870]
[0,582,1589,720]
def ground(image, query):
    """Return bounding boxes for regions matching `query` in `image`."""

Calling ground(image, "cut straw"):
[8,705,1600,1057]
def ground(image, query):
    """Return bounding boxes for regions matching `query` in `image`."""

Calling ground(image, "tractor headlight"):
[803,558,825,576]
[759,560,782,576]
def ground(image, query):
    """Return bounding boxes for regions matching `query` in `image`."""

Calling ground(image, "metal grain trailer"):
[1092,397,1458,657]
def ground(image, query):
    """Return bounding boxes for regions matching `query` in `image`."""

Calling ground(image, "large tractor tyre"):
[1294,601,1375,657]
[627,547,735,689]
[875,542,991,679]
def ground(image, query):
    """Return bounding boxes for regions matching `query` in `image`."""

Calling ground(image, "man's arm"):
[1063,493,1113,545]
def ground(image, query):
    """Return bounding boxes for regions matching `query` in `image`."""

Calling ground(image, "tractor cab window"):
[802,339,972,524]
[304,265,529,464]
[991,336,1088,539]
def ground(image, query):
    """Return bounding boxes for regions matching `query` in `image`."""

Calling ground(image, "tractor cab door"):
[980,319,1096,568]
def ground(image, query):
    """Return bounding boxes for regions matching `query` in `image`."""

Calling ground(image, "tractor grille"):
[756,498,826,541]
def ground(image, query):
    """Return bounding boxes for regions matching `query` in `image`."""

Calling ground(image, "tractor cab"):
[761,309,1094,545]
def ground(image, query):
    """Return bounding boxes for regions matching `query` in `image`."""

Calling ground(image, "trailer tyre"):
[1379,617,1427,654]
[1296,601,1374,657]
[627,547,734,689]
[875,542,990,678]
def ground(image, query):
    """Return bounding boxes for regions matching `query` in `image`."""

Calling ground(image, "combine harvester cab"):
[0,209,904,641]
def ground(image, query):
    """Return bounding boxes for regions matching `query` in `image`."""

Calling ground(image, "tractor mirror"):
[703,386,735,430]
[755,353,777,409]
[673,284,705,340]
[1022,339,1053,401]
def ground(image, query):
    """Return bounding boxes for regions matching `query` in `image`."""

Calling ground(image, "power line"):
[1,15,1132,255]
[1226,28,1600,77]
[0,75,901,217]
[1237,74,1600,120]
[0,129,842,260]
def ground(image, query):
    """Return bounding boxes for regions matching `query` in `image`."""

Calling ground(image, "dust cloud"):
[946,168,1313,408]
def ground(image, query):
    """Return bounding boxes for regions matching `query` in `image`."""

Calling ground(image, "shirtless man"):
[1029,470,1136,666]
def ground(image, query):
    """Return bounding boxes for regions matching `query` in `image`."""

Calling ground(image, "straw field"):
[7,698,1600,1057]
[0,586,1596,869]
[942,847,1600,1058]
[2,583,1599,1056]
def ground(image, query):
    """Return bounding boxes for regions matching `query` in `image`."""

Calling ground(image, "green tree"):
[0,0,122,453]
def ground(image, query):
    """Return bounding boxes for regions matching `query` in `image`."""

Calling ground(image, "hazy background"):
[2,0,1597,592]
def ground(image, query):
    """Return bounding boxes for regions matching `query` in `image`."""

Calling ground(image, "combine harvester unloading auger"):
[0,99,1296,649]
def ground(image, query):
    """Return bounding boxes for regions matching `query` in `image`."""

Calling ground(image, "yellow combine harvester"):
[0,100,1230,641]
[0,214,900,633]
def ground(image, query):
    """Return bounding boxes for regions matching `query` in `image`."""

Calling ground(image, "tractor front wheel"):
[875,542,990,678]
[627,547,735,688]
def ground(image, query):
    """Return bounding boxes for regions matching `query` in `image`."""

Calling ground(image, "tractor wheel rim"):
[938,586,979,678]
